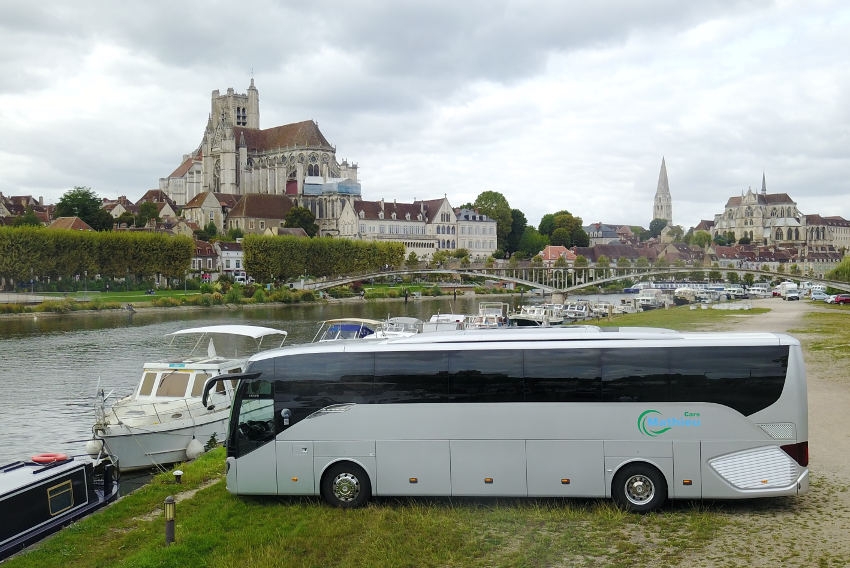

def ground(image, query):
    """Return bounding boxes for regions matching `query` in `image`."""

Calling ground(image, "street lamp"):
[164,495,175,545]
[84,270,87,297]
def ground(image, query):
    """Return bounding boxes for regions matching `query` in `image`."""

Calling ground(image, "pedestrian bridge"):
[297,265,850,294]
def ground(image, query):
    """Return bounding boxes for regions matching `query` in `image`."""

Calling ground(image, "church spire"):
[761,171,767,194]
[653,157,673,224]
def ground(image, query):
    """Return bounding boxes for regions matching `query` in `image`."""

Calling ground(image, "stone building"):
[159,80,360,238]
[652,157,673,224]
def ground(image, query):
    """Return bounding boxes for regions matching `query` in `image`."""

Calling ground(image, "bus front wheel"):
[612,463,667,513]
[321,462,372,508]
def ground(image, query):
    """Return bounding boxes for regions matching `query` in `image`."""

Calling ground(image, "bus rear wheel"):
[321,462,372,508]
[612,463,667,513]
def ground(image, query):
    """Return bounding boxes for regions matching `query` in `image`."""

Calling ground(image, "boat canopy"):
[167,325,288,340]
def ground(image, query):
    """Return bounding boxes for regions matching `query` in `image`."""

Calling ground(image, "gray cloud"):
[1,0,847,230]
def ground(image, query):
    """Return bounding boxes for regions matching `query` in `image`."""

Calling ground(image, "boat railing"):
[100,394,230,429]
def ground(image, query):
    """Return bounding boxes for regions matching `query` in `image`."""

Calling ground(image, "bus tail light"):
[780,441,809,467]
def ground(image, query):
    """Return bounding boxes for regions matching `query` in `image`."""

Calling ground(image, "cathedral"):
[159,79,360,237]
[158,81,498,260]
[711,174,850,251]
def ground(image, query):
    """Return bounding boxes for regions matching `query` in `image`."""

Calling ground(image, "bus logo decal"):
[638,409,701,437]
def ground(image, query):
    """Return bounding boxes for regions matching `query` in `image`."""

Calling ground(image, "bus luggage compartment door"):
[450,440,527,496]
[276,441,315,494]
[375,440,450,496]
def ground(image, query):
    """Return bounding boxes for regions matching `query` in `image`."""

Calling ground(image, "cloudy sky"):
[1,1,848,230]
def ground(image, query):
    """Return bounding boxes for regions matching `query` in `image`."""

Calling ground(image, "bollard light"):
[164,495,175,545]
[173,469,183,484]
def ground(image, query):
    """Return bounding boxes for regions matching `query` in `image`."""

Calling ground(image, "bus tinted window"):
[602,348,671,403]
[448,350,523,402]
[374,351,448,403]
[669,345,787,415]
[524,348,602,402]
[275,353,374,423]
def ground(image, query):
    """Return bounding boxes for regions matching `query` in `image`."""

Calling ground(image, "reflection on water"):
[0,296,503,466]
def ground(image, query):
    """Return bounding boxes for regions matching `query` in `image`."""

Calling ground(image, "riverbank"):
[4,298,849,567]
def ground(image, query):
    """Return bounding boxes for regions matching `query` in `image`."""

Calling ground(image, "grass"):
[594,303,771,330]
[4,448,730,568]
[6,303,850,567]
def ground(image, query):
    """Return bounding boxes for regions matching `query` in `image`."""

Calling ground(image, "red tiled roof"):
[47,217,94,231]
[228,194,294,220]
[234,120,332,152]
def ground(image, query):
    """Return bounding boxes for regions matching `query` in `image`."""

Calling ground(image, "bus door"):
[230,378,279,494]
[273,389,316,495]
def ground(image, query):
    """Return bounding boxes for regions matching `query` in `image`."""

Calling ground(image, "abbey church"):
[157,81,497,260]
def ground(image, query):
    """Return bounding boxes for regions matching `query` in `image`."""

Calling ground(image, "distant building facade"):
[711,173,850,252]
[159,80,361,241]
[455,207,497,260]
[652,157,673,224]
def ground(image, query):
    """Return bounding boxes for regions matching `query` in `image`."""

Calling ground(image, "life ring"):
[31,453,69,464]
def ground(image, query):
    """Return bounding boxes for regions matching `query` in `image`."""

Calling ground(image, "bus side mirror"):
[280,408,291,426]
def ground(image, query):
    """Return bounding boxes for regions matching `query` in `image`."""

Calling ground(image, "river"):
[0,295,516,467]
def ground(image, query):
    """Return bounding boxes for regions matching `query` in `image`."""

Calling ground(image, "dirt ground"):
[679,298,850,567]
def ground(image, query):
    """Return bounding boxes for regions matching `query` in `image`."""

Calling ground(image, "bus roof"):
[252,326,797,361]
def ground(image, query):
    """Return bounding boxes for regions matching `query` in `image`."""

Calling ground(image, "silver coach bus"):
[202,326,809,512]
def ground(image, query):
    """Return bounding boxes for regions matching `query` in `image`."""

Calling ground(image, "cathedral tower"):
[210,79,260,129]
[652,157,673,224]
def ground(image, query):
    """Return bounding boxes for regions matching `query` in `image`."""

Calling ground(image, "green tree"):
[692,230,712,248]
[225,227,244,241]
[517,226,548,257]
[649,218,668,238]
[405,251,419,268]
[505,209,527,254]
[13,207,42,227]
[55,187,112,231]
[284,206,319,237]
[540,210,588,247]
[136,202,160,228]
[194,221,218,242]
[826,257,850,281]
[631,226,648,242]
[550,227,572,247]
[116,211,135,227]
[473,191,512,251]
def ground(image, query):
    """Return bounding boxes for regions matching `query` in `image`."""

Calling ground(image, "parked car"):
[834,294,850,305]
[810,291,829,301]
[783,291,800,301]
[826,295,838,304]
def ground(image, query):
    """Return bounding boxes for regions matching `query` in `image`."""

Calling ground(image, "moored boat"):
[314,317,420,341]
[508,303,565,327]
[636,288,667,311]
[0,453,118,560]
[90,325,288,472]
[562,302,590,322]
[465,301,510,329]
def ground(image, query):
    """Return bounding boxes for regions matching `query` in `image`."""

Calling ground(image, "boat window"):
[191,373,210,397]
[156,372,191,397]
[48,480,74,515]
[139,372,157,396]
